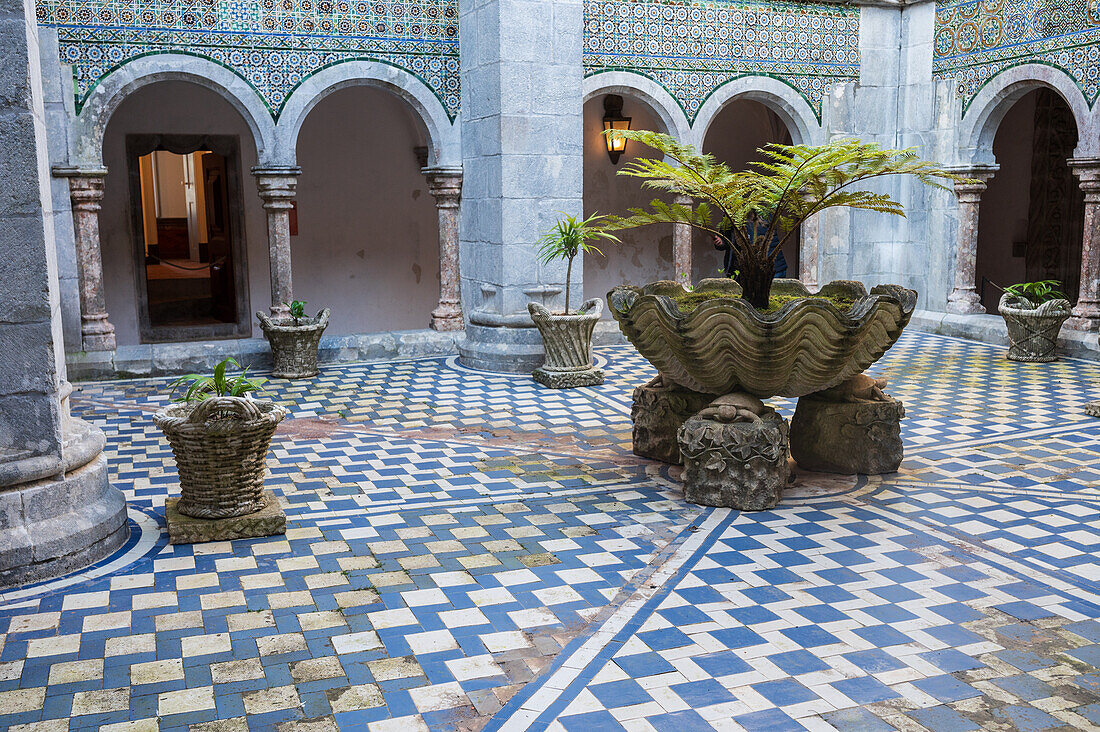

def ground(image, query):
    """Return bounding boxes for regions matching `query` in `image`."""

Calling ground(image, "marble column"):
[53,167,116,351]
[423,167,464,331]
[672,194,693,286]
[1068,158,1100,331]
[799,214,819,290]
[946,168,997,315]
[252,166,301,317]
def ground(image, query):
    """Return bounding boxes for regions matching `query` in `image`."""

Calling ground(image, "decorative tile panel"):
[582,0,860,124]
[35,0,460,120]
[933,0,1100,112]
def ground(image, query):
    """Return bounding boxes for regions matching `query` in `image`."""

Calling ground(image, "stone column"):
[53,167,116,351]
[672,194,693,286]
[252,166,301,317]
[423,167,464,331]
[0,0,126,587]
[799,215,819,290]
[1068,159,1100,331]
[457,0,584,372]
[946,168,997,315]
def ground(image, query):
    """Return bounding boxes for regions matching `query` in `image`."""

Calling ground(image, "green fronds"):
[535,212,621,265]
[602,128,973,261]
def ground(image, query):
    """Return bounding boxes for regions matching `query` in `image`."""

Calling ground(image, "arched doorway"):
[293,86,439,335]
[697,99,797,283]
[582,93,675,305]
[975,88,1084,312]
[99,81,262,345]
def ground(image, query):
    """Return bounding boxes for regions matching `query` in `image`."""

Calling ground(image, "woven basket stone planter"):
[528,299,604,388]
[998,293,1072,363]
[154,396,288,519]
[257,308,331,379]
[609,279,917,398]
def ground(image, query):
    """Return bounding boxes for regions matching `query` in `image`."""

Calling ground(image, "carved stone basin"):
[608,279,917,399]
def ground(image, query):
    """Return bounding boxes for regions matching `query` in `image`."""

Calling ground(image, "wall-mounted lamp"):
[603,95,631,165]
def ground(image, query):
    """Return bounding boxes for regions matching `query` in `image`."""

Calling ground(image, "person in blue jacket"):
[712,216,788,278]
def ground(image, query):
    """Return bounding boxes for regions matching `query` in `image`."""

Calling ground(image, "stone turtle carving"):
[631,376,715,463]
[790,374,905,475]
[677,394,790,511]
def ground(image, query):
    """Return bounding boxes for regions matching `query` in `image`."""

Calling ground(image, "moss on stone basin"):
[672,290,857,313]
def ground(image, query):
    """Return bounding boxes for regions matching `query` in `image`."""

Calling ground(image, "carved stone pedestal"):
[631,377,714,463]
[677,402,790,511]
[165,490,286,544]
[790,396,905,475]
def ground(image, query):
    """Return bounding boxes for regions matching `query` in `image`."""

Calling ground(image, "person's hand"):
[712,235,723,249]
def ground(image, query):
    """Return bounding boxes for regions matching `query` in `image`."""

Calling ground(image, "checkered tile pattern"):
[4,331,1100,730]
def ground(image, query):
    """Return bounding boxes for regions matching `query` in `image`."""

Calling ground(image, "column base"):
[82,321,116,352]
[430,308,465,332]
[946,300,985,315]
[458,323,545,373]
[1065,308,1100,331]
[0,418,128,589]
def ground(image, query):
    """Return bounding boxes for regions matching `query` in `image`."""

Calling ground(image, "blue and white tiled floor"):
[4,331,1100,731]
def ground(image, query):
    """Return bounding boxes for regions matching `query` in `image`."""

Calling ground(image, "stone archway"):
[974,89,1084,313]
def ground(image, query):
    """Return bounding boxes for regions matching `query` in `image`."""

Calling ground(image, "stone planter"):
[998,293,1072,363]
[154,396,288,519]
[257,308,331,379]
[609,279,917,398]
[528,299,604,388]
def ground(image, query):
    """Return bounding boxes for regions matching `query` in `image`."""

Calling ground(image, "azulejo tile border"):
[582,0,860,122]
[35,0,460,119]
[933,0,1100,112]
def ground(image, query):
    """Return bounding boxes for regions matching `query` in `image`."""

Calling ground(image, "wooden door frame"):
[126,134,252,343]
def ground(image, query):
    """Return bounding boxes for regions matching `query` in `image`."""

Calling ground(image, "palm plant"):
[1003,280,1067,305]
[170,357,267,403]
[536,213,620,314]
[602,130,969,308]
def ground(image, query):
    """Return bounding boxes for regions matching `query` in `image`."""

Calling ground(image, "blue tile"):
[995,650,1057,672]
[779,626,839,648]
[638,628,692,651]
[853,625,913,648]
[991,705,1063,731]
[919,649,983,673]
[560,710,627,732]
[833,676,899,704]
[996,601,1055,621]
[792,604,847,624]
[1066,620,1100,643]
[767,650,830,676]
[613,652,676,678]
[658,605,712,626]
[670,679,736,707]
[691,651,751,677]
[734,708,803,731]
[907,706,979,732]
[842,649,904,674]
[708,627,766,649]
[1068,645,1100,667]
[821,707,895,732]
[752,679,817,706]
[911,675,981,703]
[990,675,1053,702]
[588,679,652,709]
[646,709,715,732]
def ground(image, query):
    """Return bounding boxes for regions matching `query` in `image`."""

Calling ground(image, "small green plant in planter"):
[257,300,331,379]
[997,280,1073,363]
[528,213,620,389]
[153,358,289,527]
[535,213,620,314]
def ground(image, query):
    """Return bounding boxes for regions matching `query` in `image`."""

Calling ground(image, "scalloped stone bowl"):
[608,278,917,399]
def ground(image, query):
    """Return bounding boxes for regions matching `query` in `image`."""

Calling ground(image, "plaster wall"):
[99,81,267,346]
[581,97,672,307]
[294,86,440,335]
[974,92,1036,313]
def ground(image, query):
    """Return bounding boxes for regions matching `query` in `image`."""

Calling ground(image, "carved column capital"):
[1070,158,1100,198]
[422,167,463,205]
[252,166,301,210]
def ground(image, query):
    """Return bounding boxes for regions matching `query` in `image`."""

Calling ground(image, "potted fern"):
[257,300,331,379]
[528,213,620,388]
[154,358,287,519]
[603,131,966,399]
[998,280,1072,362]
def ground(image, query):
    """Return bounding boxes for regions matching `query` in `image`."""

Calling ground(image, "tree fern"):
[603,130,972,307]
